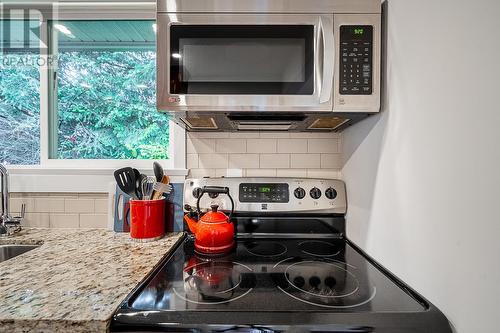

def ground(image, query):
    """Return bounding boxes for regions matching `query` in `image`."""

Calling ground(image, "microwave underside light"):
[308,117,350,130]
[181,117,218,129]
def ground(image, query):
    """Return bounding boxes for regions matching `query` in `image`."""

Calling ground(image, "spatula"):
[153,161,164,182]
[113,167,139,200]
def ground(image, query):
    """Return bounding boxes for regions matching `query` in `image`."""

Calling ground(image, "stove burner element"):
[173,261,254,305]
[245,241,287,257]
[277,259,377,309]
[299,240,340,257]
[285,261,359,298]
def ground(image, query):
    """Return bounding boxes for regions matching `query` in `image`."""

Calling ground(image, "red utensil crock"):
[130,198,165,241]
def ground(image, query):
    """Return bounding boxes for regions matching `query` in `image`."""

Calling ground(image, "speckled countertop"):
[0,228,183,333]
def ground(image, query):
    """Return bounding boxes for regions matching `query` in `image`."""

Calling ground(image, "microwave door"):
[157,14,333,112]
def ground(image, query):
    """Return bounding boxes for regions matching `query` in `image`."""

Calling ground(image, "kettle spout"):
[184,214,198,234]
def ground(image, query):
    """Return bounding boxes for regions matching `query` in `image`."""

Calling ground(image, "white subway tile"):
[216,139,246,153]
[94,199,108,214]
[307,139,340,153]
[260,154,290,169]
[50,214,79,228]
[34,198,65,213]
[276,169,308,177]
[10,198,34,213]
[225,169,244,177]
[277,139,308,153]
[186,153,199,169]
[78,193,107,199]
[260,132,290,139]
[198,153,228,169]
[321,154,342,169]
[187,137,215,154]
[229,132,260,138]
[23,213,50,227]
[49,193,78,199]
[189,132,229,138]
[290,154,321,168]
[306,169,341,179]
[247,139,277,153]
[290,132,341,139]
[246,169,277,177]
[188,168,216,178]
[80,214,108,228]
[65,199,94,213]
[229,154,260,169]
[215,169,228,177]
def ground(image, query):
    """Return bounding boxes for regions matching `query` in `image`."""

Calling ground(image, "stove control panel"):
[184,178,347,215]
[239,183,289,203]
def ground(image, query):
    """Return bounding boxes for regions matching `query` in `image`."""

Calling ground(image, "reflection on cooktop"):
[130,239,424,313]
[244,241,287,257]
[298,240,340,257]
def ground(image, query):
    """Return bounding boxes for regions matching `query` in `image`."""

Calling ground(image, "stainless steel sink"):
[0,244,39,262]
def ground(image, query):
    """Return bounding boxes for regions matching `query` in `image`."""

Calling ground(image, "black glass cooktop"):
[128,238,425,313]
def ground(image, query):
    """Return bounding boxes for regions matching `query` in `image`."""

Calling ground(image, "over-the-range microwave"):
[157,0,382,132]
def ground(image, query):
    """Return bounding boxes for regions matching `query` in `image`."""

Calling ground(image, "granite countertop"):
[0,228,183,333]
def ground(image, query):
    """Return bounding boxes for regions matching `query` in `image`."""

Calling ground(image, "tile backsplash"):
[187,131,342,179]
[9,193,108,229]
[8,131,342,229]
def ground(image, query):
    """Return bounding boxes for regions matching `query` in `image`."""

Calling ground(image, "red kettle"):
[184,186,235,254]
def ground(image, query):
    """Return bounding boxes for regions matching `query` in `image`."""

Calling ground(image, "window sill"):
[7,167,188,193]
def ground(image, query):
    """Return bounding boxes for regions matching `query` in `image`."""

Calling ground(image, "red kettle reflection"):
[183,255,238,302]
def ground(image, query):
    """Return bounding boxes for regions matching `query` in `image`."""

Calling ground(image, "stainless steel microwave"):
[157,0,381,132]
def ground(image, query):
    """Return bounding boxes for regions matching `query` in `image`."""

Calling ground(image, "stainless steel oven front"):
[157,14,334,112]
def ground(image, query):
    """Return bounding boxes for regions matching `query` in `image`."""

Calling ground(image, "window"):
[52,20,170,160]
[0,20,40,164]
[0,5,186,192]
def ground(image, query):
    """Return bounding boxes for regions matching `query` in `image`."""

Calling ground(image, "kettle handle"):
[196,186,234,222]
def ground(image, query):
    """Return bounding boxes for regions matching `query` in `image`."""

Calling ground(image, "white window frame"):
[2,2,187,192]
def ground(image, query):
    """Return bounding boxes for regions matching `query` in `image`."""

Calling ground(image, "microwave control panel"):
[340,25,373,95]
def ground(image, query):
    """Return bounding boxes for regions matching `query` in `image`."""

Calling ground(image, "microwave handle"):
[317,16,334,104]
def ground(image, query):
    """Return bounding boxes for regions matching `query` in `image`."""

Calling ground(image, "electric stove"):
[111,177,452,332]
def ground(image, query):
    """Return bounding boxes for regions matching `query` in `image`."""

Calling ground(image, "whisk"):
[140,176,156,200]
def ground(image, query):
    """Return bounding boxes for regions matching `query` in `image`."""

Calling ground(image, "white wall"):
[342,1,500,332]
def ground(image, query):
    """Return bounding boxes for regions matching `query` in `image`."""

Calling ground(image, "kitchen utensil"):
[133,168,143,199]
[152,175,170,200]
[152,182,172,196]
[141,176,156,200]
[130,198,165,241]
[153,161,164,182]
[183,186,235,254]
[113,167,139,199]
[113,185,131,232]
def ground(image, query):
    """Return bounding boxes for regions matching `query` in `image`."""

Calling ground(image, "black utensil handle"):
[196,186,234,222]
[201,186,229,194]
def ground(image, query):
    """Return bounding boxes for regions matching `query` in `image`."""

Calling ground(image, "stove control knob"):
[325,187,337,200]
[310,187,322,199]
[294,187,306,199]
[192,187,202,199]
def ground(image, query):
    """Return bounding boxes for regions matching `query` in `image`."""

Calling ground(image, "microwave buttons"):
[339,25,373,95]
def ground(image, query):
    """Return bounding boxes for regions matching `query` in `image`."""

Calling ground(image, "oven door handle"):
[317,15,334,104]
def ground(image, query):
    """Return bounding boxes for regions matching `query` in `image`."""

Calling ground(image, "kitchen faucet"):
[0,163,24,236]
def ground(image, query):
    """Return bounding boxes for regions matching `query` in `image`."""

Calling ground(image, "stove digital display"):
[259,187,271,193]
[239,183,289,203]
